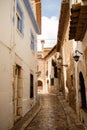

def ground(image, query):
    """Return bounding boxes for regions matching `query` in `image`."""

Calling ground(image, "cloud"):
[37,16,58,51]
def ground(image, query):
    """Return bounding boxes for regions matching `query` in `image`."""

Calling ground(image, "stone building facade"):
[57,0,75,102]
[69,0,87,127]
[37,41,59,94]
[0,0,41,129]
[57,0,87,127]
[37,51,45,93]
[37,41,52,93]
[44,46,59,93]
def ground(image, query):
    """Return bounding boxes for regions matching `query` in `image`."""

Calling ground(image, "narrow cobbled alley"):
[25,93,86,130]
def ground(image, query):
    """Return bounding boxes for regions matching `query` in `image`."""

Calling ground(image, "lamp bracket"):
[75,50,83,55]
[61,64,68,67]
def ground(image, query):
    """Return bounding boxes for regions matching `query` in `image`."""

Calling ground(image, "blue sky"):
[37,0,61,51]
[42,0,61,18]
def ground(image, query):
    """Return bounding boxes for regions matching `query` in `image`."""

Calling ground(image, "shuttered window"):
[16,1,24,35]
[30,29,35,50]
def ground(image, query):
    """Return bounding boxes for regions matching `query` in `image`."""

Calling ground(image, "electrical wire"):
[37,38,56,40]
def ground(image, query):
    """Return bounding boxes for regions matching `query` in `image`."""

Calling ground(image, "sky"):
[37,0,61,51]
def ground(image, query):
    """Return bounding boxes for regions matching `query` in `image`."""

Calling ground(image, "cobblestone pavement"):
[25,94,86,130]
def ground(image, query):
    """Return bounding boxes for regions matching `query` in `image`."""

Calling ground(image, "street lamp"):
[57,55,68,67]
[73,49,83,116]
[57,55,68,93]
[73,50,83,62]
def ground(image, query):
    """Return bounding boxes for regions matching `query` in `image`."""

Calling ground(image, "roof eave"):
[57,1,70,52]
[69,3,87,41]
[23,0,40,34]
[35,0,42,34]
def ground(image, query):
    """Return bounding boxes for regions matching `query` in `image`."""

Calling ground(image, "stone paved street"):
[25,94,86,130]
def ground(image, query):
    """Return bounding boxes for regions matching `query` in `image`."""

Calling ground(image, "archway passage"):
[79,72,86,109]
[38,80,43,93]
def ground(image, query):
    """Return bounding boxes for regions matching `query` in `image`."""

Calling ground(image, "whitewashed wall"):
[0,0,38,129]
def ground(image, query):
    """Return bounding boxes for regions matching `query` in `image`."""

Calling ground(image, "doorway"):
[30,74,34,98]
[13,65,22,123]
[79,72,86,109]
[38,80,43,93]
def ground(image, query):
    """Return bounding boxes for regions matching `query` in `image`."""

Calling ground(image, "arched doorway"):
[37,80,43,93]
[79,72,86,109]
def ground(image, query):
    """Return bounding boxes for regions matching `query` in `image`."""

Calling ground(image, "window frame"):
[16,1,24,35]
[51,78,54,86]
[16,11,21,32]
[30,29,35,51]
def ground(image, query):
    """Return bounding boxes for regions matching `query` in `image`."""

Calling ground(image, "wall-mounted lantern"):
[73,50,83,62]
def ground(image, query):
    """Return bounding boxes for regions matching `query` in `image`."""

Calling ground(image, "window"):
[71,75,73,86]
[16,1,24,35]
[46,70,48,76]
[54,66,58,78]
[51,78,54,86]
[16,13,21,31]
[47,80,49,84]
[30,29,35,50]
[52,59,56,66]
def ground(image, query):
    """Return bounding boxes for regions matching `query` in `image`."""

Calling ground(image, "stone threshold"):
[11,99,41,130]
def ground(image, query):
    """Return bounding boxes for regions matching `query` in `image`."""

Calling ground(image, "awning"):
[69,3,87,41]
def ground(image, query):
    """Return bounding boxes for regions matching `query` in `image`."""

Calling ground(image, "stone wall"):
[67,55,76,111]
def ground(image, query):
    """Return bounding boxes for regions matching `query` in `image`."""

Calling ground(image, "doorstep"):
[11,99,41,130]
